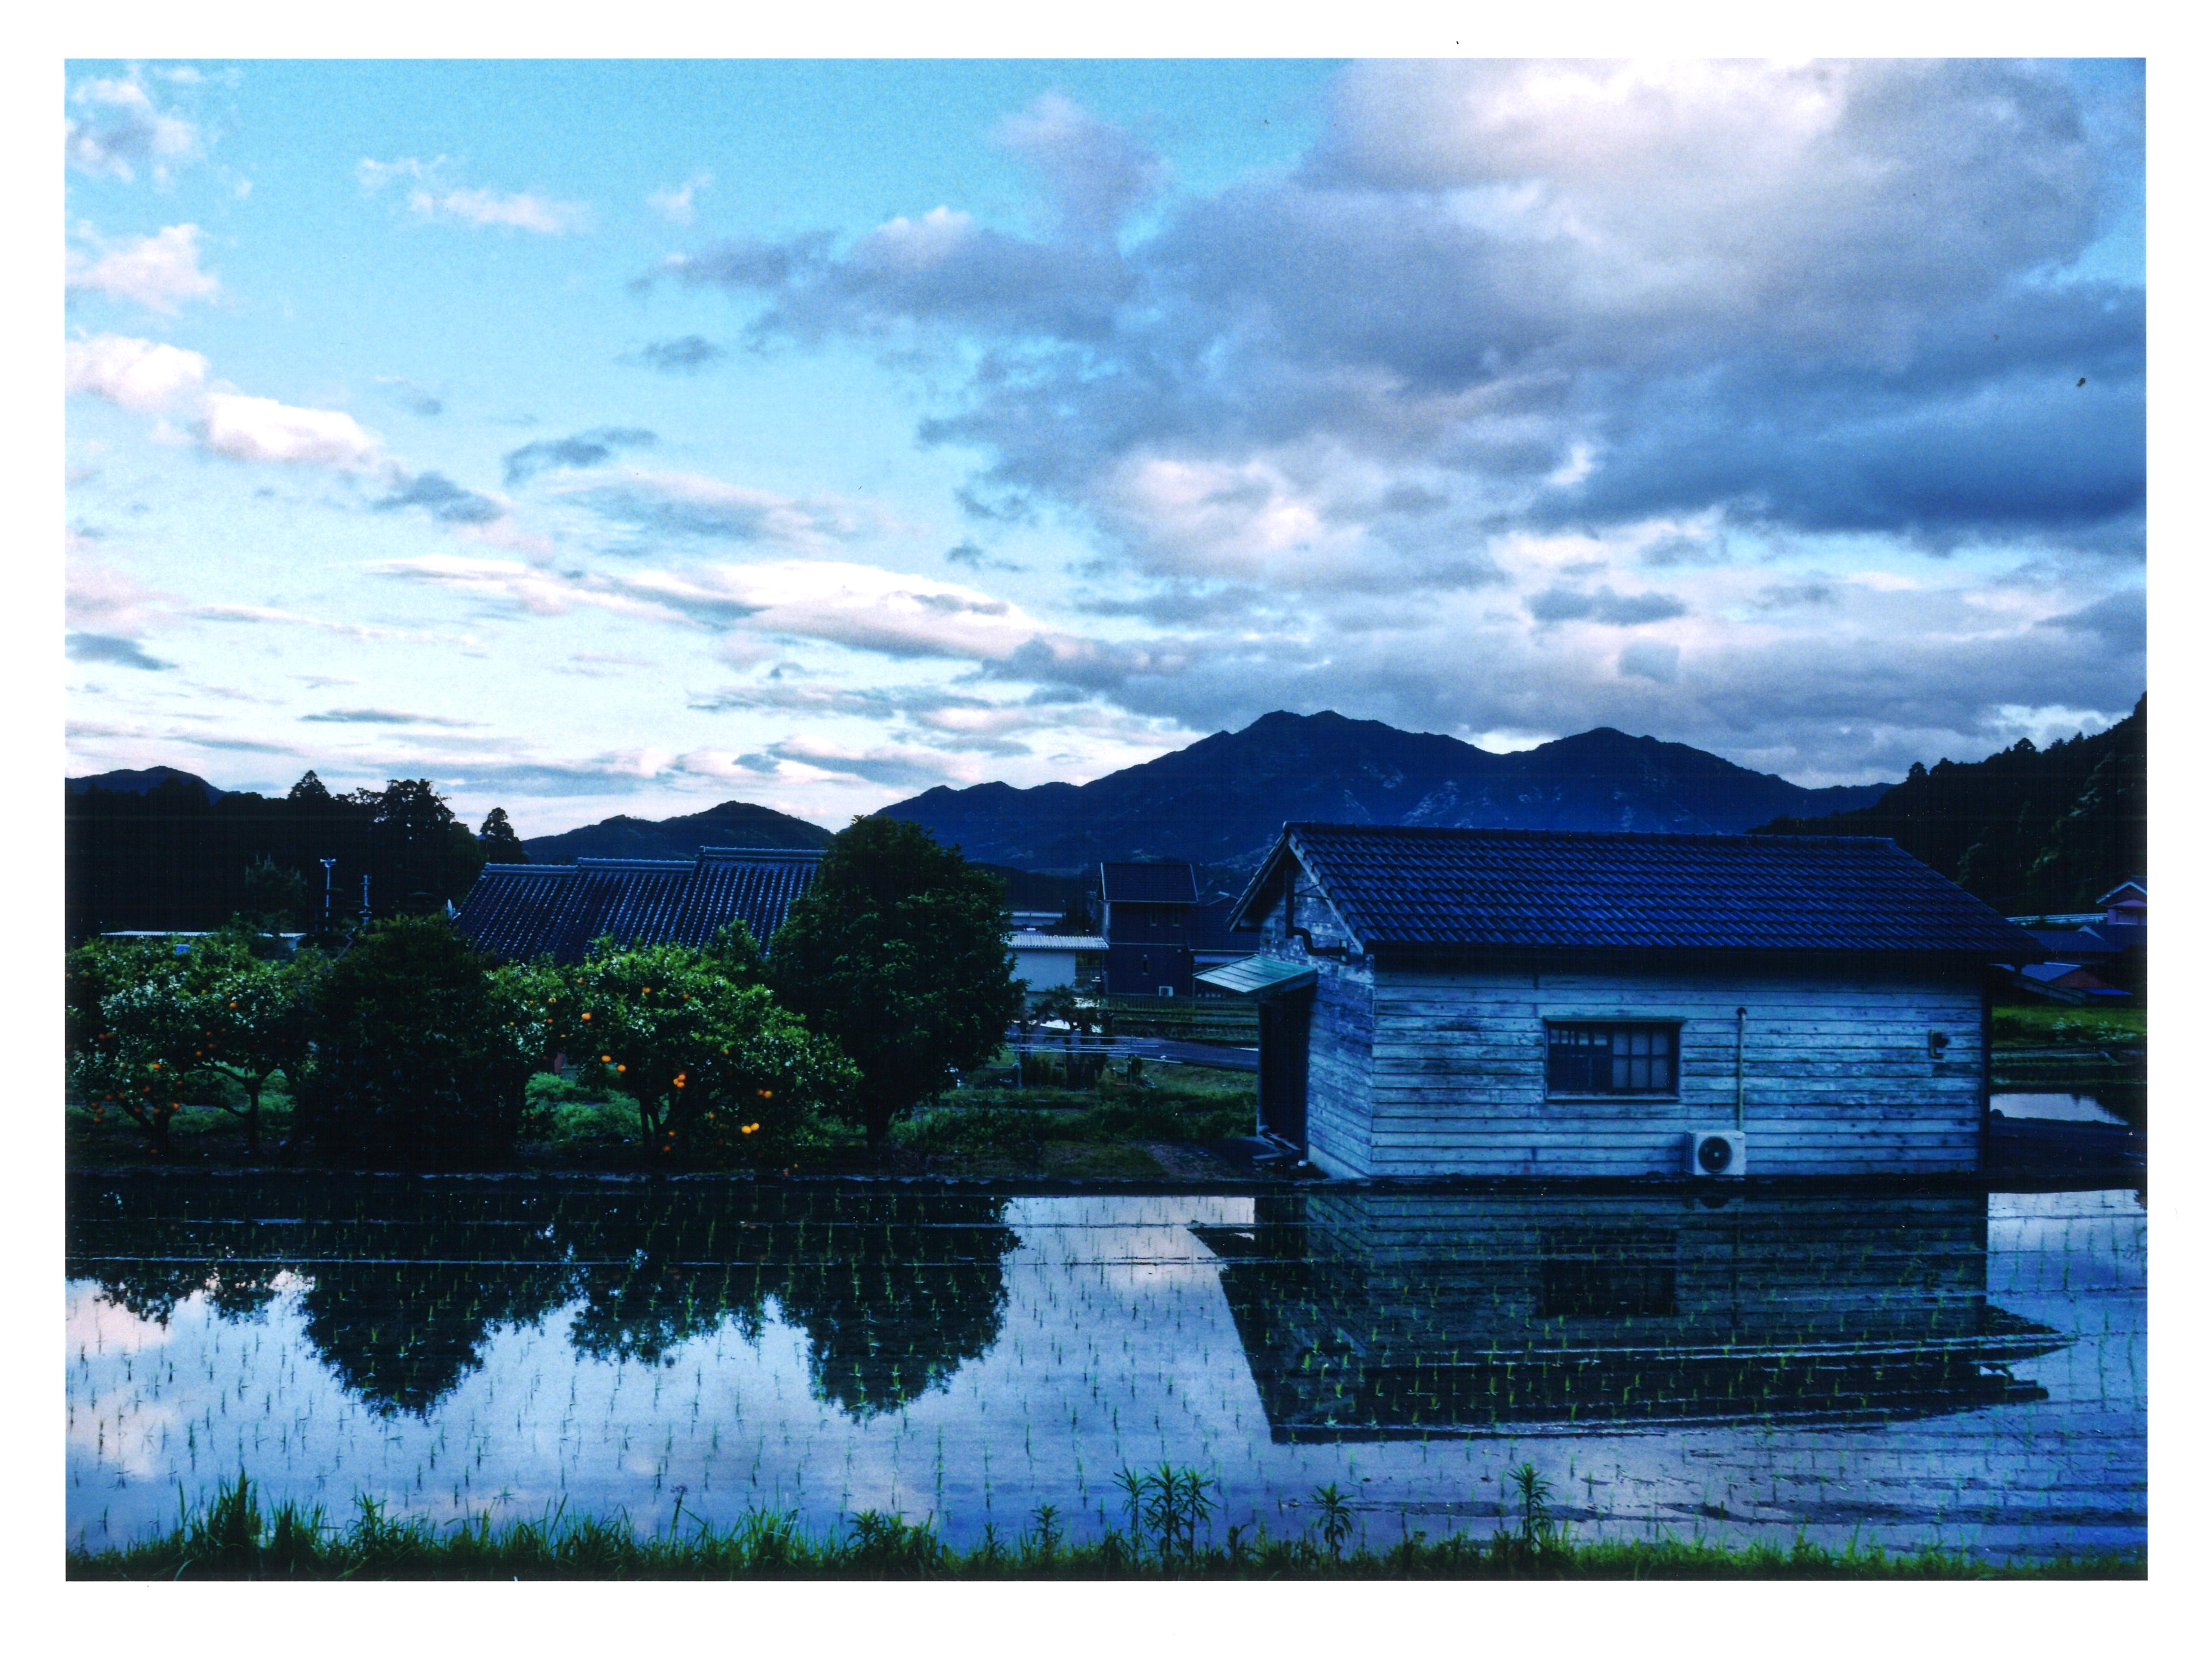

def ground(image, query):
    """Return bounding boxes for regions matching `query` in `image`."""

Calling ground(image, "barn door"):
[1257,992,1311,1150]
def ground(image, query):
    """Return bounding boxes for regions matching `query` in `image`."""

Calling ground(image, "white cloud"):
[545,466,880,549]
[66,332,379,470]
[188,604,473,647]
[365,555,687,623]
[410,186,588,234]
[66,540,172,636]
[66,69,200,183]
[368,548,1151,675]
[67,224,221,314]
[65,333,209,414]
[198,392,379,469]
[648,173,711,226]
[625,560,1053,659]
[358,156,587,233]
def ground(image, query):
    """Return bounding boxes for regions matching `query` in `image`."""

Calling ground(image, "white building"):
[1009,931,1106,994]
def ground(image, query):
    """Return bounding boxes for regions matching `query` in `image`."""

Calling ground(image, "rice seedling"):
[66,1175,2145,1567]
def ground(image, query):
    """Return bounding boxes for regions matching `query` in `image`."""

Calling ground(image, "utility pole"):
[360,872,372,927]
[320,858,335,930]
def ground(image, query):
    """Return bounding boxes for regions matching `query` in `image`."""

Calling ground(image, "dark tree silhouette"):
[294,915,538,1164]
[477,806,529,864]
[1754,696,2144,912]
[768,816,1021,1145]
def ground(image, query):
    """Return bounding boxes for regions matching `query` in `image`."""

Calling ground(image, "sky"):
[62,58,2146,839]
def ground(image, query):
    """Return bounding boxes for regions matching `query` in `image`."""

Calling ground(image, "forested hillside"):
[1752,698,2145,913]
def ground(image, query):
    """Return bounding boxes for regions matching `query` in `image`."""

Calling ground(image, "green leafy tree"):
[768,816,1021,1145]
[295,915,544,1164]
[348,779,485,915]
[67,936,194,1156]
[705,918,767,985]
[239,855,310,937]
[67,930,321,1157]
[477,807,529,864]
[161,931,326,1156]
[554,940,857,1165]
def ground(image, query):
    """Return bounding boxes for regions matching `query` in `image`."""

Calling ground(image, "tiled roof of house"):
[1237,824,2044,958]
[453,847,822,963]
[1100,861,1199,905]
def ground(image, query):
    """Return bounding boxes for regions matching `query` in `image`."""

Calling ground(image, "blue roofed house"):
[1199,825,2043,1179]
[452,847,823,963]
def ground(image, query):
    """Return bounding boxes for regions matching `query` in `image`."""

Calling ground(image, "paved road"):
[1001,1028,1258,1074]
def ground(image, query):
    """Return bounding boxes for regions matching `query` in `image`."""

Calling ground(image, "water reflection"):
[1195,1192,2065,1439]
[66,1177,2144,1561]
[69,1176,1017,1418]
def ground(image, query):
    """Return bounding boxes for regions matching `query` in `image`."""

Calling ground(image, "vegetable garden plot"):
[66,1176,2143,1562]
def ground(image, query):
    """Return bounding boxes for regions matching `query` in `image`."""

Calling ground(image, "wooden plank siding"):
[1303,958,1374,1176]
[1362,965,1985,1178]
[1248,854,1989,1179]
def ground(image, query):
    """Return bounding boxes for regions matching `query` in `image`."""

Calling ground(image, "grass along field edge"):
[67,1473,2145,1582]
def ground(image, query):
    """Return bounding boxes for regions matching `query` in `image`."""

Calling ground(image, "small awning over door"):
[1195,955,1316,997]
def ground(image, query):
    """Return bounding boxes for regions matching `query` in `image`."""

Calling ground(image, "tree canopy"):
[293,914,544,1165]
[550,939,857,1164]
[1753,695,2145,912]
[768,816,1020,1144]
[477,807,529,864]
[66,931,324,1156]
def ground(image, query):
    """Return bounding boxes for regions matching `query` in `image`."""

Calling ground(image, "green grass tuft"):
[69,1475,2145,1582]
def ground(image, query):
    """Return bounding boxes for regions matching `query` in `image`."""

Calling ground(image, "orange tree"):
[767,816,1021,1145]
[552,939,857,1165]
[161,930,325,1156]
[67,930,325,1158]
[67,935,197,1156]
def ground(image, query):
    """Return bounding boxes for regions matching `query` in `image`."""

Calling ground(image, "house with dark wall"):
[452,846,821,963]
[1099,861,1199,996]
[1199,824,2043,1179]
[1188,901,1263,995]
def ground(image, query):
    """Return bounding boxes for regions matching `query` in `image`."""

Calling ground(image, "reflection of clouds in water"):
[67,1189,2143,1562]
[66,1281,177,1355]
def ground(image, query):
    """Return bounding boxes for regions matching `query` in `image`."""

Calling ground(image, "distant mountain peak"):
[67,766,227,804]
[875,708,1890,881]
[523,798,833,864]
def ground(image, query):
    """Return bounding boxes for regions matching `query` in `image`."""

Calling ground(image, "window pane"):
[1549,1022,1677,1095]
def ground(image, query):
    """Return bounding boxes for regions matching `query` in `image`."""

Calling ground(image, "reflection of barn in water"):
[1193,1190,2065,1438]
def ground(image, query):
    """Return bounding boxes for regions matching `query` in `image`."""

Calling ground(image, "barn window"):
[1546,1023,1679,1095]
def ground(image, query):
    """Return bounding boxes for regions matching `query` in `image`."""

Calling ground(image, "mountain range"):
[874,709,1891,879]
[68,710,1893,895]
[67,766,229,804]
[522,799,833,863]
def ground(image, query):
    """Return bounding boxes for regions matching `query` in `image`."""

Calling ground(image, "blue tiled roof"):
[1240,824,2044,958]
[1100,861,1198,905]
[454,848,822,963]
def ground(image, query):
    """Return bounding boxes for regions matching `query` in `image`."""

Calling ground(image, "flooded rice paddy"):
[66,1175,2145,1562]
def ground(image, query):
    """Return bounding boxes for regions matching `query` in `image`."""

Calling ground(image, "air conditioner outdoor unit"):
[1685,1129,1747,1177]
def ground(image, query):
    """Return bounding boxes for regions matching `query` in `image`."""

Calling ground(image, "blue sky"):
[63,59,2145,839]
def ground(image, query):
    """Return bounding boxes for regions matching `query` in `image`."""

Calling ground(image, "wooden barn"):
[1198,824,2044,1179]
[452,846,822,963]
